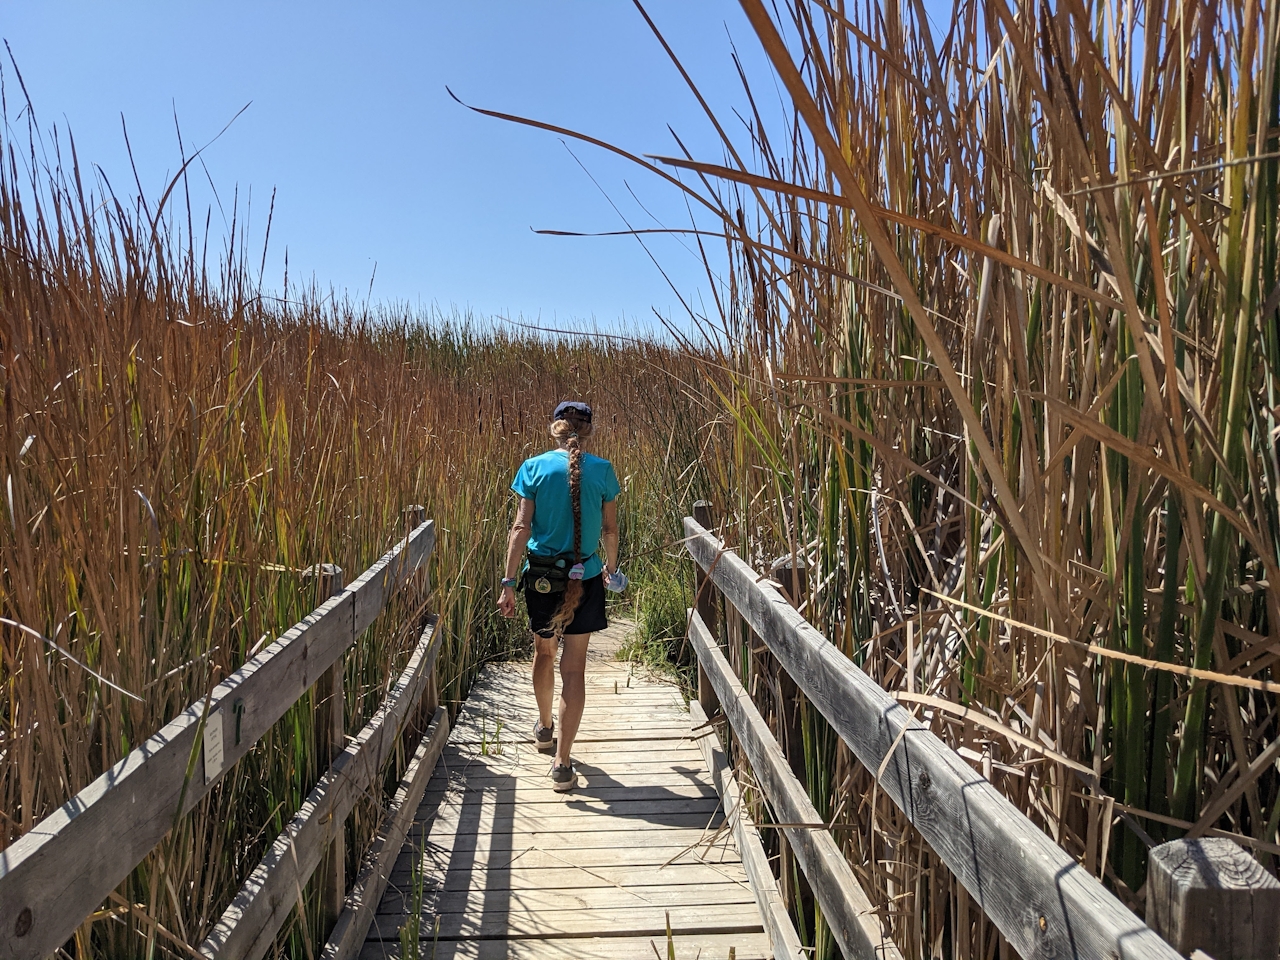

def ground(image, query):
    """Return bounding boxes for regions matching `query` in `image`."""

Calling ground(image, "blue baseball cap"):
[552,401,592,423]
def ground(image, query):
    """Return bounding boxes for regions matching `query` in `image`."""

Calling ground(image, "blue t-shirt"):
[511,449,620,579]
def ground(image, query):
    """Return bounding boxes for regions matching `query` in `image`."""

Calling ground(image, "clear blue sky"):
[2,2,787,333]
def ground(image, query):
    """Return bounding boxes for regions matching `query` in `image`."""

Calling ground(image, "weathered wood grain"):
[310,565,348,937]
[379,881,757,916]
[691,611,900,960]
[198,615,442,959]
[421,783,718,804]
[406,825,738,856]
[0,522,435,960]
[393,841,744,874]
[365,902,763,940]
[322,706,450,960]
[691,698,805,960]
[387,862,749,894]
[1147,837,1280,959]
[362,655,766,958]
[356,932,773,960]
[685,517,1180,960]
[693,500,723,718]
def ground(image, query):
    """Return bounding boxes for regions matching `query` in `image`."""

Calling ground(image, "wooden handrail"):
[321,703,450,960]
[0,520,436,960]
[690,611,898,960]
[199,617,445,959]
[683,516,1181,960]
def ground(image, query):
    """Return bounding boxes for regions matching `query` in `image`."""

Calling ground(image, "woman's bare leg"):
[555,633,591,766]
[531,633,557,729]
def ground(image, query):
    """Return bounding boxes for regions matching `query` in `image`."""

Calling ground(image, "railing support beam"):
[692,500,720,718]
[305,564,346,937]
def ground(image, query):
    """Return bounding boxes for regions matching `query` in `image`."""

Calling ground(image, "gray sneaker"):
[550,761,577,792]
[533,720,555,753]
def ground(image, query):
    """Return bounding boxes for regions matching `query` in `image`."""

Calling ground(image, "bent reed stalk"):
[0,117,709,956]
[609,0,1278,956]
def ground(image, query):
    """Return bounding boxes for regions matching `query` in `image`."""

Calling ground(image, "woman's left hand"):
[497,585,517,618]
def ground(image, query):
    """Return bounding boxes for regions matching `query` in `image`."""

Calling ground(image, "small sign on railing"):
[203,710,225,784]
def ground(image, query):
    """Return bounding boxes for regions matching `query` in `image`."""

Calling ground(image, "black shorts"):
[524,574,608,637]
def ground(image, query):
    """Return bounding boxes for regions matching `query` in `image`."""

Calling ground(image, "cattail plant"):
[0,110,708,956]
[581,0,1280,955]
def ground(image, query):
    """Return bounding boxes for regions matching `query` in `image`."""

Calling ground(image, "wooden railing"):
[684,508,1184,960]
[0,511,442,960]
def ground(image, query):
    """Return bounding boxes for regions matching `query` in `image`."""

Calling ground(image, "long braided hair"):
[546,414,589,637]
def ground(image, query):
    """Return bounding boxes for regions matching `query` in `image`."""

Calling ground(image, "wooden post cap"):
[403,504,426,526]
[769,555,808,606]
[692,500,715,528]
[1147,837,1280,959]
[301,564,345,600]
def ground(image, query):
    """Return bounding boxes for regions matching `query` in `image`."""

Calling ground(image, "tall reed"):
[608,0,1278,954]
[0,112,706,955]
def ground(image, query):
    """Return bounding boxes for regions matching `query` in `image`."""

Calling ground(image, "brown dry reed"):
[0,112,709,956]
[553,0,1279,957]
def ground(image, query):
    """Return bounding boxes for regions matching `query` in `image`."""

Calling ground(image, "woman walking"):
[497,401,623,791]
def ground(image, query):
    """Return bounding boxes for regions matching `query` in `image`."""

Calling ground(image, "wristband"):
[500,577,518,588]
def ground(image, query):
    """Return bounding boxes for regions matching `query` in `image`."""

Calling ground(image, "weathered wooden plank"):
[322,706,450,960]
[423,783,718,804]
[430,764,708,784]
[418,808,725,836]
[365,902,763,940]
[0,521,435,960]
[443,739,704,755]
[350,522,434,635]
[423,782,720,809]
[690,610,899,960]
[388,862,748,892]
[449,717,694,736]
[397,840,741,870]
[691,698,804,960]
[447,718,695,733]
[378,881,757,916]
[356,932,773,960]
[437,749,707,767]
[457,687,683,703]
[394,844,743,878]
[360,654,768,960]
[445,737,696,752]
[685,517,1180,960]
[310,565,349,937]
[200,615,442,960]
[407,826,738,856]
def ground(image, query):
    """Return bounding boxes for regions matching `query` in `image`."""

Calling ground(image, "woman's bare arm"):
[498,498,535,617]
[600,500,619,574]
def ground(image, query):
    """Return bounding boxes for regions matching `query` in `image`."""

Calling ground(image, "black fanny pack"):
[521,553,588,595]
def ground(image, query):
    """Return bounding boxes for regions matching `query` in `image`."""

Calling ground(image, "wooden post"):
[304,563,346,937]
[402,505,437,723]
[770,556,809,785]
[692,500,720,717]
[769,554,815,922]
[1147,837,1280,959]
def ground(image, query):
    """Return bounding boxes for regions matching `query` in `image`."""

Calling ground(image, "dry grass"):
[0,113,710,956]
[596,0,1279,955]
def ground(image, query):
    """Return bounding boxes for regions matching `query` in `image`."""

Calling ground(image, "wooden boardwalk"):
[359,624,770,959]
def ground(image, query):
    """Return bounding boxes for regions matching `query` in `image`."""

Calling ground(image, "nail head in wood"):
[1146,837,1280,959]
